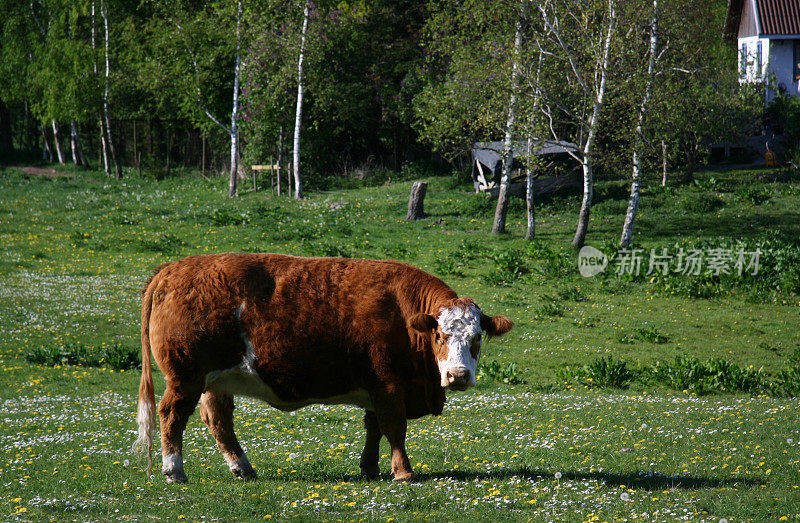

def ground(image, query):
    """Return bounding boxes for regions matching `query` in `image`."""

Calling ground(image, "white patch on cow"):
[162,453,184,477]
[204,312,373,411]
[436,303,482,389]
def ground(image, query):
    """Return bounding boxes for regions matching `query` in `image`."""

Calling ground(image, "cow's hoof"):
[232,466,257,481]
[164,470,188,483]
[360,466,380,480]
[392,471,417,482]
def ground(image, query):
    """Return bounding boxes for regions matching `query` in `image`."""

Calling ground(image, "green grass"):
[0,164,799,520]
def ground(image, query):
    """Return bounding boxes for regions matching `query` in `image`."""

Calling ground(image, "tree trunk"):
[102,0,122,180]
[661,139,667,186]
[51,120,65,164]
[620,0,658,248]
[228,0,243,198]
[492,2,524,236]
[276,125,283,196]
[70,121,88,167]
[525,138,535,241]
[292,0,311,200]
[41,121,52,162]
[572,0,616,248]
[99,118,109,174]
[406,181,427,221]
[0,99,13,158]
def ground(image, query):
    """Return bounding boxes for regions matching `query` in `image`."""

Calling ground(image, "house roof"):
[756,0,800,35]
[725,0,800,40]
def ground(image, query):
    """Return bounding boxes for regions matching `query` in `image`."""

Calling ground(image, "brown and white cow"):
[132,253,512,483]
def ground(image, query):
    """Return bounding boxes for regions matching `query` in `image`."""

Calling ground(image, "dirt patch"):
[6,166,72,178]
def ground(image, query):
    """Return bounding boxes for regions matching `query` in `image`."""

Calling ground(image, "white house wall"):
[738,36,770,83]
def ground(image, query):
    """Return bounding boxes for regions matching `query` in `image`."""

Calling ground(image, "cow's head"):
[410,300,513,391]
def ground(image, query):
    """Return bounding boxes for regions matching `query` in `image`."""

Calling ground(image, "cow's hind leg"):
[371,386,415,482]
[359,410,381,479]
[200,390,257,480]
[159,381,202,483]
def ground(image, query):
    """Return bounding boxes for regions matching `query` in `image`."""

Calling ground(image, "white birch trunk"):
[70,121,87,167]
[620,0,658,248]
[101,0,121,180]
[525,138,535,240]
[51,120,65,164]
[491,1,524,236]
[41,121,52,162]
[228,0,243,198]
[292,1,310,200]
[572,0,615,248]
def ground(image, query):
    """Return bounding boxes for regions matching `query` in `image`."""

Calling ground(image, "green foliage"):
[562,355,635,389]
[433,254,464,277]
[25,342,139,370]
[138,233,185,254]
[679,193,725,214]
[483,247,527,286]
[478,360,525,385]
[648,355,765,395]
[735,186,771,206]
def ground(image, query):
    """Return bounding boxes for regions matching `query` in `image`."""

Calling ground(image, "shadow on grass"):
[415,466,764,491]
[254,465,763,491]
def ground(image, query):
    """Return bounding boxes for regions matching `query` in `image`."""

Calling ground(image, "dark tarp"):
[471,140,578,188]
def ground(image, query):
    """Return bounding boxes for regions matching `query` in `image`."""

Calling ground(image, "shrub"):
[102,343,142,370]
[562,355,635,389]
[433,254,464,276]
[648,355,765,394]
[680,193,725,213]
[478,360,526,385]
[735,186,770,206]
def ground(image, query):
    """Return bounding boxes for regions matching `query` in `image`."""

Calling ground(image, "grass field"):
[1,164,799,520]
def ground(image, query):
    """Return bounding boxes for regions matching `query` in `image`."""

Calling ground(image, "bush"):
[648,355,765,394]
[562,355,635,389]
[433,254,464,276]
[478,360,526,385]
[25,342,140,370]
[680,193,725,213]
[735,186,771,206]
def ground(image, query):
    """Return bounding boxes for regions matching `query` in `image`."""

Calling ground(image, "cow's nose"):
[447,368,471,389]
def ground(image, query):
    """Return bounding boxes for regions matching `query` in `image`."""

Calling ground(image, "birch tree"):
[101,0,122,179]
[620,0,659,247]
[536,0,616,248]
[291,0,310,200]
[491,0,525,236]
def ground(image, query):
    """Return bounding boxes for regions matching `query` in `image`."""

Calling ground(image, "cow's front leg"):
[200,390,257,480]
[371,386,415,482]
[359,410,382,479]
[159,381,202,483]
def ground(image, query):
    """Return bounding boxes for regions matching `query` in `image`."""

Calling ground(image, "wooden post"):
[406,181,427,221]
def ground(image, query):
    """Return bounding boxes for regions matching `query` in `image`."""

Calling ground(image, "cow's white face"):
[435,304,483,390]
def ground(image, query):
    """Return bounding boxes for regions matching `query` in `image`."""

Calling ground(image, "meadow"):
[1,164,799,521]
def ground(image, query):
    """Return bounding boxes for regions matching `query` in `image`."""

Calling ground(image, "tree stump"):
[406,181,427,221]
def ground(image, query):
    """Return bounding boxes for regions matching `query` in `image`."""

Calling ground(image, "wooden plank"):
[251,164,279,171]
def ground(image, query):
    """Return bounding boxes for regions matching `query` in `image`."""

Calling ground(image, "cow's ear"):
[481,314,513,338]
[409,313,437,333]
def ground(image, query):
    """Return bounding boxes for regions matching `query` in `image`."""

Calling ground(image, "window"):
[756,40,762,78]
[740,43,748,77]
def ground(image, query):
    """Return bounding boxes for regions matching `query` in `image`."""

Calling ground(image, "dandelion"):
[788,438,794,445]
[554,471,562,480]
[620,492,630,501]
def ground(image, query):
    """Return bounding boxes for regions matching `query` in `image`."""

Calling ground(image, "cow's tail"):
[132,281,157,475]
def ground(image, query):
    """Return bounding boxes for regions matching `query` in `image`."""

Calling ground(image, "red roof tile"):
[757,0,800,35]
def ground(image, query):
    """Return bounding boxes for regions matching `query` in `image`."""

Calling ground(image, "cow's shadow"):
[258,466,763,491]
[413,466,763,491]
